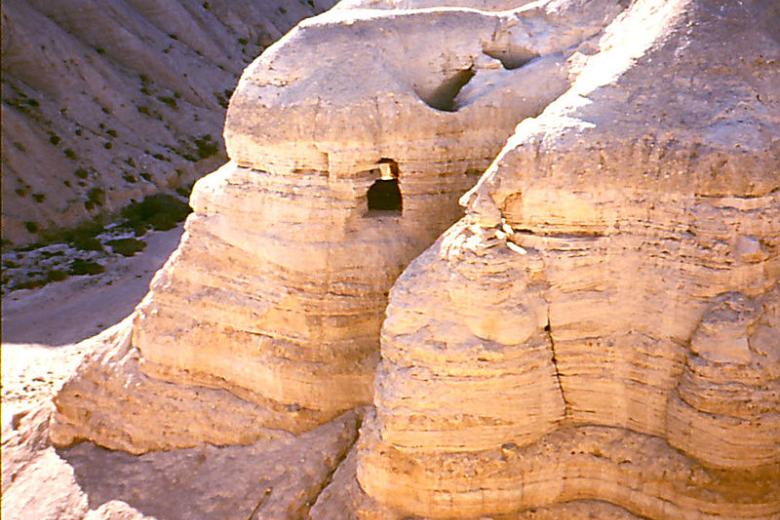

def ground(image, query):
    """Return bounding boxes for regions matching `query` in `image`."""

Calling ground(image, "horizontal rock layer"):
[358,0,780,517]
[48,0,629,453]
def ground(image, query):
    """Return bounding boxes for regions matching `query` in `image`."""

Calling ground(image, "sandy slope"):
[1,226,183,428]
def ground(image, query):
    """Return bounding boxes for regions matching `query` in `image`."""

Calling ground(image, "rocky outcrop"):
[17,0,776,518]
[357,0,780,517]
[51,0,627,453]
[4,402,360,520]
[1,0,333,246]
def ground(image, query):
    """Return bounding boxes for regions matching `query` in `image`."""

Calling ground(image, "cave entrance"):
[367,159,402,214]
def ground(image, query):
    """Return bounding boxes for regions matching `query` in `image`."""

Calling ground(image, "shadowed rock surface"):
[2,0,778,518]
[357,0,780,517]
[1,0,334,246]
[50,0,626,454]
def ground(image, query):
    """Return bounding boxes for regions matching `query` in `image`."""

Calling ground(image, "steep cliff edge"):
[49,0,624,453]
[2,0,777,518]
[357,0,780,517]
[1,0,334,246]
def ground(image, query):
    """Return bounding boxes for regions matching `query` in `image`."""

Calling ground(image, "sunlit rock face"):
[51,0,627,453]
[357,0,780,518]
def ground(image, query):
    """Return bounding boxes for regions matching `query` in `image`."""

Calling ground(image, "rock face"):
[4,403,360,520]
[24,0,778,518]
[1,0,333,246]
[357,0,780,517]
[52,0,627,452]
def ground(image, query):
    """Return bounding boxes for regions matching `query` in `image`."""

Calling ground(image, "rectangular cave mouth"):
[365,158,402,216]
[367,178,402,214]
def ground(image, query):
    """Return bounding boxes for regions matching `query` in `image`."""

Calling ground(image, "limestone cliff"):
[1,0,333,246]
[357,0,780,517]
[4,0,776,518]
[50,0,625,452]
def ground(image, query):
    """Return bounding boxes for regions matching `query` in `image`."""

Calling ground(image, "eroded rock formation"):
[50,0,625,452]
[357,0,780,517]
[4,0,776,518]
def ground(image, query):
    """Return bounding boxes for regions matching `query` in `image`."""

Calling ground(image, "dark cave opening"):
[367,178,402,213]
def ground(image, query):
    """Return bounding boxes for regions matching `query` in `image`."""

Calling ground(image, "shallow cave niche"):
[417,67,476,112]
[366,159,402,215]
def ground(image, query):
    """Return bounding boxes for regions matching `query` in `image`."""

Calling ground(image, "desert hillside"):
[1,0,334,247]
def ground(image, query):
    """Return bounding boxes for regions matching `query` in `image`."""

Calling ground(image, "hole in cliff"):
[366,159,402,215]
[367,178,402,213]
[482,48,539,70]
[419,68,475,112]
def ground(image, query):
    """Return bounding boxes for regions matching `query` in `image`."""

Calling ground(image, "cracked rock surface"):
[48,0,622,456]
[2,0,778,518]
[357,0,780,517]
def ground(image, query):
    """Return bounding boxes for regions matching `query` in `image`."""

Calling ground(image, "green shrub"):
[49,134,61,145]
[121,194,191,232]
[87,187,105,207]
[158,96,177,109]
[68,259,105,276]
[107,238,146,256]
[24,221,39,233]
[71,232,102,251]
[44,219,105,252]
[74,168,89,179]
[46,269,68,282]
[32,193,45,203]
[194,134,218,160]
[15,279,45,290]
[107,129,118,137]
[64,148,77,159]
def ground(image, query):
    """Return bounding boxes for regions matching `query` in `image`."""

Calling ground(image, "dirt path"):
[1,226,183,428]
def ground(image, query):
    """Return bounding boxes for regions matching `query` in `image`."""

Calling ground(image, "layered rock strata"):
[52,0,628,452]
[39,0,779,518]
[357,0,780,517]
